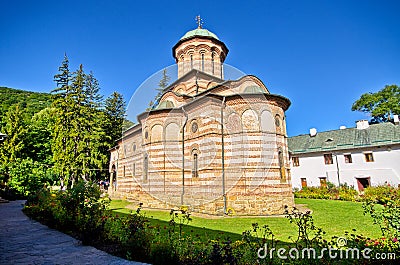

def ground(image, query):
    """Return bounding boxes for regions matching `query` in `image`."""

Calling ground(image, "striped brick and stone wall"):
[109,27,294,215]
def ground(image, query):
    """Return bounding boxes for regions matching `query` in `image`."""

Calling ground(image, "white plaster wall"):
[291,145,400,191]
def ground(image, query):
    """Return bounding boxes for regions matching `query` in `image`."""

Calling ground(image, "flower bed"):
[24,181,399,264]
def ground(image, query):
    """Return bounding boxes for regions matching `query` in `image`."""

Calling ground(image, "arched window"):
[278,148,286,182]
[132,163,136,177]
[261,110,275,132]
[201,53,205,72]
[211,53,215,75]
[275,114,282,134]
[193,153,198,178]
[190,54,193,69]
[179,55,184,73]
[143,155,148,181]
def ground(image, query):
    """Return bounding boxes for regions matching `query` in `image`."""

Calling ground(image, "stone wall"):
[110,92,294,215]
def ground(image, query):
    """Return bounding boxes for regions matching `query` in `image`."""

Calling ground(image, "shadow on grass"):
[107,208,294,246]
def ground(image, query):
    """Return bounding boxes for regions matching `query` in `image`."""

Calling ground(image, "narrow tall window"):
[278,149,286,181]
[190,54,193,69]
[123,165,126,178]
[180,56,185,74]
[193,153,198,178]
[211,53,215,75]
[132,163,136,177]
[201,53,205,72]
[143,155,148,181]
[324,154,333,164]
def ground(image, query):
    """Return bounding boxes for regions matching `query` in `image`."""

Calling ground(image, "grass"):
[108,198,382,243]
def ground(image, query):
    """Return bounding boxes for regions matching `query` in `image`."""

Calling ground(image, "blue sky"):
[1,0,399,136]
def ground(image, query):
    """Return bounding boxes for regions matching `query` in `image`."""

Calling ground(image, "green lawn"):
[109,198,382,243]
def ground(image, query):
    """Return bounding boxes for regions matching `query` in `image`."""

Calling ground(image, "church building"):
[109,23,294,215]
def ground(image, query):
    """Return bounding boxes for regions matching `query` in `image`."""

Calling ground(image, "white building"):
[288,120,400,191]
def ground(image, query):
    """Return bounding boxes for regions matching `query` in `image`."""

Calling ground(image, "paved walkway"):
[0,200,149,265]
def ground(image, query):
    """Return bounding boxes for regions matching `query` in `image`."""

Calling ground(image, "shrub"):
[294,186,331,199]
[362,185,400,204]
[1,158,55,199]
[338,184,358,201]
[25,184,400,265]
[363,190,400,255]
[24,180,110,244]
[24,187,59,227]
[294,184,359,201]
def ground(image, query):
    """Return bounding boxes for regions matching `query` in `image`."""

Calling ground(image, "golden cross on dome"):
[196,15,203,29]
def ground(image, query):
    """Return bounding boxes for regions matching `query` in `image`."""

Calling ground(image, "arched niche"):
[165,122,180,141]
[260,110,275,132]
[225,112,242,134]
[151,124,163,142]
[241,109,259,131]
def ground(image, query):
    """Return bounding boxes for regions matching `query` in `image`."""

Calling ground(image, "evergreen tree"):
[105,91,126,146]
[51,54,74,187]
[75,67,108,181]
[52,58,109,185]
[153,68,171,107]
[84,71,103,108]
[158,68,171,90]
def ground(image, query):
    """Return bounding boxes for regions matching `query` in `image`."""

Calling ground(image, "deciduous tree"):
[0,105,26,184]
[352,84,400,123]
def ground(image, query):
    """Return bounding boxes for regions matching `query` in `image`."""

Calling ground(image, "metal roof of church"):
[288,122,400,154]
[180,28,219,41]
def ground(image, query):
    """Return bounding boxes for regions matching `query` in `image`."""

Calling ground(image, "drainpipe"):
[181,107,188,205]
[221,97,227,214]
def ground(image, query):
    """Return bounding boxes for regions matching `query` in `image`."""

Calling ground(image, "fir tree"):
[153,68,171,107]
[105,91,126,146]
[52,59,108,185]
[51,55,74,186]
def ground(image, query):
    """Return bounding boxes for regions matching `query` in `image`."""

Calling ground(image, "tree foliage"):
[0,105,27,184]
[51,56,110,186]
[26,107,56,165]
[0,54,128,197]
[0,87,52,127]
[105,91,126,145]
[352,84,400,123]
[149,68,171,110]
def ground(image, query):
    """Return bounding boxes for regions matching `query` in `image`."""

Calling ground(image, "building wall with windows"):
[288,121,400,191]
[109,26,294,215]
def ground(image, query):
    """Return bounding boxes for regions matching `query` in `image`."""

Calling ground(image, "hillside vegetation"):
[0,86,52,121]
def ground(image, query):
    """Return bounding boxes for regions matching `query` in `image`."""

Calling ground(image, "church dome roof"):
[244,85,265,94]
[180,28,219,41]
[156,100,175,110]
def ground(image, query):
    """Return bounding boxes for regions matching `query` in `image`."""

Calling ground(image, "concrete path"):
[0,200,149,265]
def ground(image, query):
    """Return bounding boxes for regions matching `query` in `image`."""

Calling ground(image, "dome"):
[244,85,265,94]
[156,100,175,110]
[180,28,219,41]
